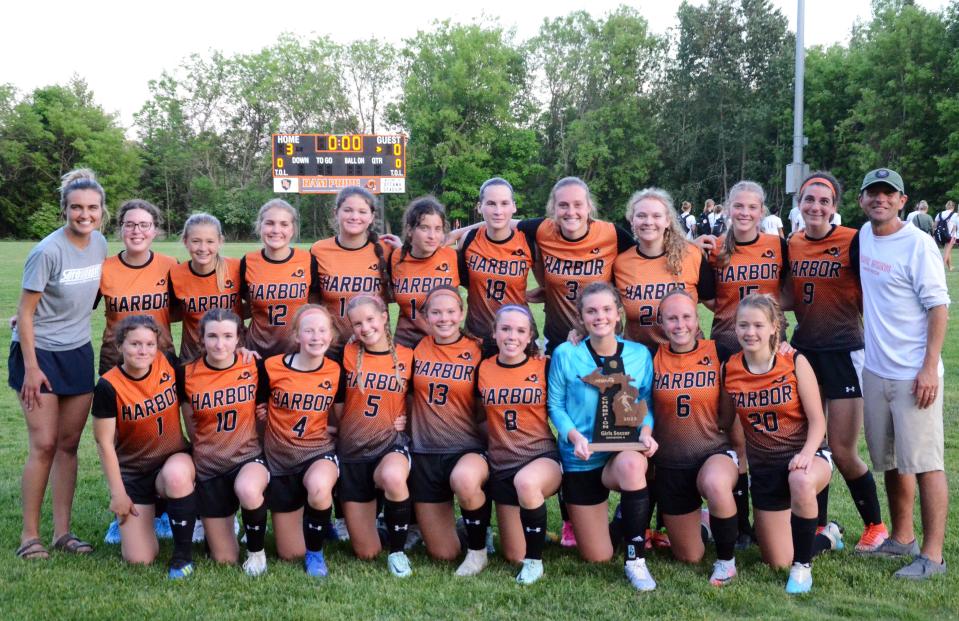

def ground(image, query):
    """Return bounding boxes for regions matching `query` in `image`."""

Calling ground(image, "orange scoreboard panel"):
[271,134,407,194]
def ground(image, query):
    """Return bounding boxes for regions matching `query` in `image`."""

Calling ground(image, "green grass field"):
[0,240,957,620]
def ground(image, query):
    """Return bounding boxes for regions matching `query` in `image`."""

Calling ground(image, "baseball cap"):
[860,168,905,193]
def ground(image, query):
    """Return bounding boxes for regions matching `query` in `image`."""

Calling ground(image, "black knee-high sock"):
[620,489,650,562]
[520,504,548,560]
[816,484,829,528]
[846,472,883,526]
[791,514,817,565]
[559,498,570,522]
[166,493,196,563]
[384,498,411,553]
[735,474,751,533]
[304,505,332,552]
[241,503,268,553]
[156,497,169,518]
[332,489,344,521]
[710,514,738,562]
[461,498,492,552]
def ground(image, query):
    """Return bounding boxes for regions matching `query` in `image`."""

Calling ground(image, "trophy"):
[582,357,649,451]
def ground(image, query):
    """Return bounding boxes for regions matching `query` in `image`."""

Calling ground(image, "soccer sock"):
[559,497,570,523]
[461,498,492,552]
[520,504,548,560]
[155,498,168,518]
[816,484,829,528]
[241,502,268,553]
[165,492,196,563]
[791,514,818,565]
[332,490,344,520]
[846,471,883,527]
[384,498,411,553]
[620,488,650,562]
[710,514,738,562]
[303,505,332,553]
[735,474,751,534]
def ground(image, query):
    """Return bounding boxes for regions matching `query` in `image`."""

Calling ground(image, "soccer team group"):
[9,166,949,595]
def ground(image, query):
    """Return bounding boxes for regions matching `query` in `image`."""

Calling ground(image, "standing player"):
[311,187,391,358]
[335,295,415,577]
[613,188,714,349]
[478,305,561,585]
[241,199,318,358]
[409,286,490,575]
[390,197,460,348]
[261,305,341,578]
[91,316,196,578]
[548,283,658,592]
[177,309,270,576]
[722,294,831,594]
[12,169,107,560]
[652,289,740,586]
[169,213,243,362]
[788,171,887,551]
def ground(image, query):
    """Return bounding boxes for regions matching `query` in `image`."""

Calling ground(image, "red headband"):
[799,177,837,199]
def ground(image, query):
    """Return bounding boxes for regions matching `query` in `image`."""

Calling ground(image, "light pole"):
[786,0,808,211]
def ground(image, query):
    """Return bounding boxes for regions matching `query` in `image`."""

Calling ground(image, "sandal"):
[16,538,49,560]
[52,533,94,555]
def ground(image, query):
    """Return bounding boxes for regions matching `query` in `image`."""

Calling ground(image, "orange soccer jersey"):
[168,258,243,362]
[723,351,819,467]
[411,335,484,453]
[389,246,460,348]
[458,226,535,339]
[614,244,715,348]
[788,226,863,352]
[241,248,317,358]
[477,355,556,473]
[337,341,414,461]
[523,218,632,348]
[310,236,389,355]
[92,353,186,477]
[709,234,788,358]
[652,340,730,468]
[97,252,178,372]
[262,354,341,475]
[176,356,265,481]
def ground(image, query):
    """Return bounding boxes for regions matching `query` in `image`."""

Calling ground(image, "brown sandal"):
[16,538,49,560]
[52,533,94,554]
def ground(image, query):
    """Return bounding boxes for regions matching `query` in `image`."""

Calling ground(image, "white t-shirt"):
[831,213,842,226]
[761,215,783,235]
[858,222,950,379]
[906,211,919,223]
[788,206,805,233]
[682,213,696,239]
[939,210,959,237]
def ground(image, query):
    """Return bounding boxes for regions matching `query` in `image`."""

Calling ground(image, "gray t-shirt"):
[13,227,107,351]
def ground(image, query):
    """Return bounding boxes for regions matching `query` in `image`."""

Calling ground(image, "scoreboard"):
[271,133,407,194]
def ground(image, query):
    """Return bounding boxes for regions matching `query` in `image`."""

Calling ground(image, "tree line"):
[1,0,957,240]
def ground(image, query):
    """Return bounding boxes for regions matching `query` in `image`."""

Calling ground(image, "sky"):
[0,0,949,128]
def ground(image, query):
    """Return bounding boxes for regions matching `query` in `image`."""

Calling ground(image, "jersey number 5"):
[364,394,381,417]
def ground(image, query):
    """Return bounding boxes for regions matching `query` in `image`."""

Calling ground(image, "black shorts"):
[801,349,862,400]
[410,450,486,503]
[197,455,268,518]
[750,449,834,512]
[489,451,561,507]
[122,468,162,505]
[338,445,411,504]
[562,466,611,506]
[267,452,339,513]
[8,341,95,395]
[655,450,739,515]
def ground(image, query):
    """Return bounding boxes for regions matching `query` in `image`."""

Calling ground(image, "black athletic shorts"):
[196,455,268,518]
[562,466,611,506]
[410,450,486,503]
[750,449,834,512]
[655,450,739,515]
[122,468,162,505]
[338,445,411,504]
[800,349,863,400]
[489,451,561,507]
[267,452,339,513]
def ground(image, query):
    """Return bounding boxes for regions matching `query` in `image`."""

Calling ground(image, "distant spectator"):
[933,200,957,270]
[761,205,785,238]
[788,204,805,235]
[911,201,934,236]
[680,201,696,239]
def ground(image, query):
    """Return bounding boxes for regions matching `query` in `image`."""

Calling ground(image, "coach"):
[857,168,949,579]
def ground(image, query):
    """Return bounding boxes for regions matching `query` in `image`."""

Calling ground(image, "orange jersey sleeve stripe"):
[169,258,242,362]
[241,248,314,357]
[411,336,483,453]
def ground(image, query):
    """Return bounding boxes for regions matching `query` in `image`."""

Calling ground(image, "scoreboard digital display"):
[271,133,407,194]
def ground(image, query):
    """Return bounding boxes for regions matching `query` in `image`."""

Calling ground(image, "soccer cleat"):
[700,507,713,544]
[894,554,947,580]
[709,559,737,586]
[387,551,412,578]
[404,524,423,551]
[332,517,350,542]
[168,560,194,580]
[560,521,577,548]
[855,523,889,553]
[104,519,121,545]
[455,549,488,577]
[516,558,544,585]
[486,526,496,554]
[243,550,268,577]
[735,530,756,550]
[191,520,205,543]
[651,528,671,549]
[785,562,813,594]
[304,550,329,579]
[625,558,657,592]
[817,521,845,551]
[863,536,919,558]
[155,513,173,540]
